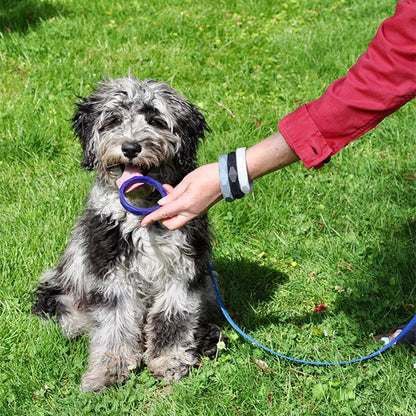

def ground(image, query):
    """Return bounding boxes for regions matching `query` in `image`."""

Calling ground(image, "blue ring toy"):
[119,176,167,216]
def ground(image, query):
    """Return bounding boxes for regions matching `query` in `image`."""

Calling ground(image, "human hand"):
[140,163,222,230]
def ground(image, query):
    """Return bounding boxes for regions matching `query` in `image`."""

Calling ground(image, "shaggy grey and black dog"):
[32,77,225,392]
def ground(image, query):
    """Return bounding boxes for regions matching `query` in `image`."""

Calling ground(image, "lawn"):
[1,0,415,414]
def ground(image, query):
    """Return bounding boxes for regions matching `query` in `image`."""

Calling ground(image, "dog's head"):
[72,77,209,189]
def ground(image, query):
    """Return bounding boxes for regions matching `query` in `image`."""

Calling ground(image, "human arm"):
[140,132,299,230]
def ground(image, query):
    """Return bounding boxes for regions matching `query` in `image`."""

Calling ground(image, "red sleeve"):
[278,0,416,169]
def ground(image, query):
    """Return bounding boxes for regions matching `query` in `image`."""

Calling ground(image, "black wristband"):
[227,152,245,199]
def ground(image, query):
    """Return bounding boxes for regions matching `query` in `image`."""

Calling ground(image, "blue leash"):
[208,263,416,365]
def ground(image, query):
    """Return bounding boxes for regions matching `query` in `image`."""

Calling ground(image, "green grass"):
[1,0,415,414]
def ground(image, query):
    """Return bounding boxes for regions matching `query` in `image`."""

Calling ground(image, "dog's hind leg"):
[32,249,90,338]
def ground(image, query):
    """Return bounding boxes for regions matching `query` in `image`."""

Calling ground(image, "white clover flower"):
[217,341,226,350]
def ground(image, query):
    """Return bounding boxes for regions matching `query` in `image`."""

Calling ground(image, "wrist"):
[197,162,222,201]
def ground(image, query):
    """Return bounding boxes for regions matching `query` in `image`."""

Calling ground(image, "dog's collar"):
[119,176,167,216]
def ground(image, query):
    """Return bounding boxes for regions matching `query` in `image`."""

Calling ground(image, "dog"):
[32,77,225,392]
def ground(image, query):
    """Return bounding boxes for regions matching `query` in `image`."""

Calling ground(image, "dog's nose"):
[122,142,142,159]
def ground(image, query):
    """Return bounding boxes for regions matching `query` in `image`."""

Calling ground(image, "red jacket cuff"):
[278,105,334,169]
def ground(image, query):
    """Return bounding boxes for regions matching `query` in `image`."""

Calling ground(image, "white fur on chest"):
[129,222,194,285]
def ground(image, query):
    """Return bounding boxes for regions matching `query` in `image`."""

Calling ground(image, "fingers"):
[156,182,186,206]
[140,208,189,230]
[159,184,174,203]
[140,181,189,227]
[157,210,170,219]
[140,214,159,228]
[159,215,190,231]
[140,204,171,227]
[140,193,181,227]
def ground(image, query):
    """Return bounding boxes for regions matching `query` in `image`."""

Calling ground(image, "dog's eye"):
[104,117,122,130]
[149,118,167,129]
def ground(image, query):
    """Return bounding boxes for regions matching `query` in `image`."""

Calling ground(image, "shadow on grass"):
[0,0,65,34]
[212,257,289,326]
[213,218,416,339]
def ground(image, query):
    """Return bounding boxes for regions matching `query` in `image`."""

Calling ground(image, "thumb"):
[158,184,175,204]
[158,180,188,205]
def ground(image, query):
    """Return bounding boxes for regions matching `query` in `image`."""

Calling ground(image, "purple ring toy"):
[119,176,167,216]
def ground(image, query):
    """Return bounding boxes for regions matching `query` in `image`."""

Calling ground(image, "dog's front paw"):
[81,368,113,393]
[146,352,197,384]
[81,354,139,392]
[81,366,130,393]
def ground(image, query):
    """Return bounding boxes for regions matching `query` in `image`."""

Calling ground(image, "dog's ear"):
[72,97,98,171]
[174,103,210,174]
